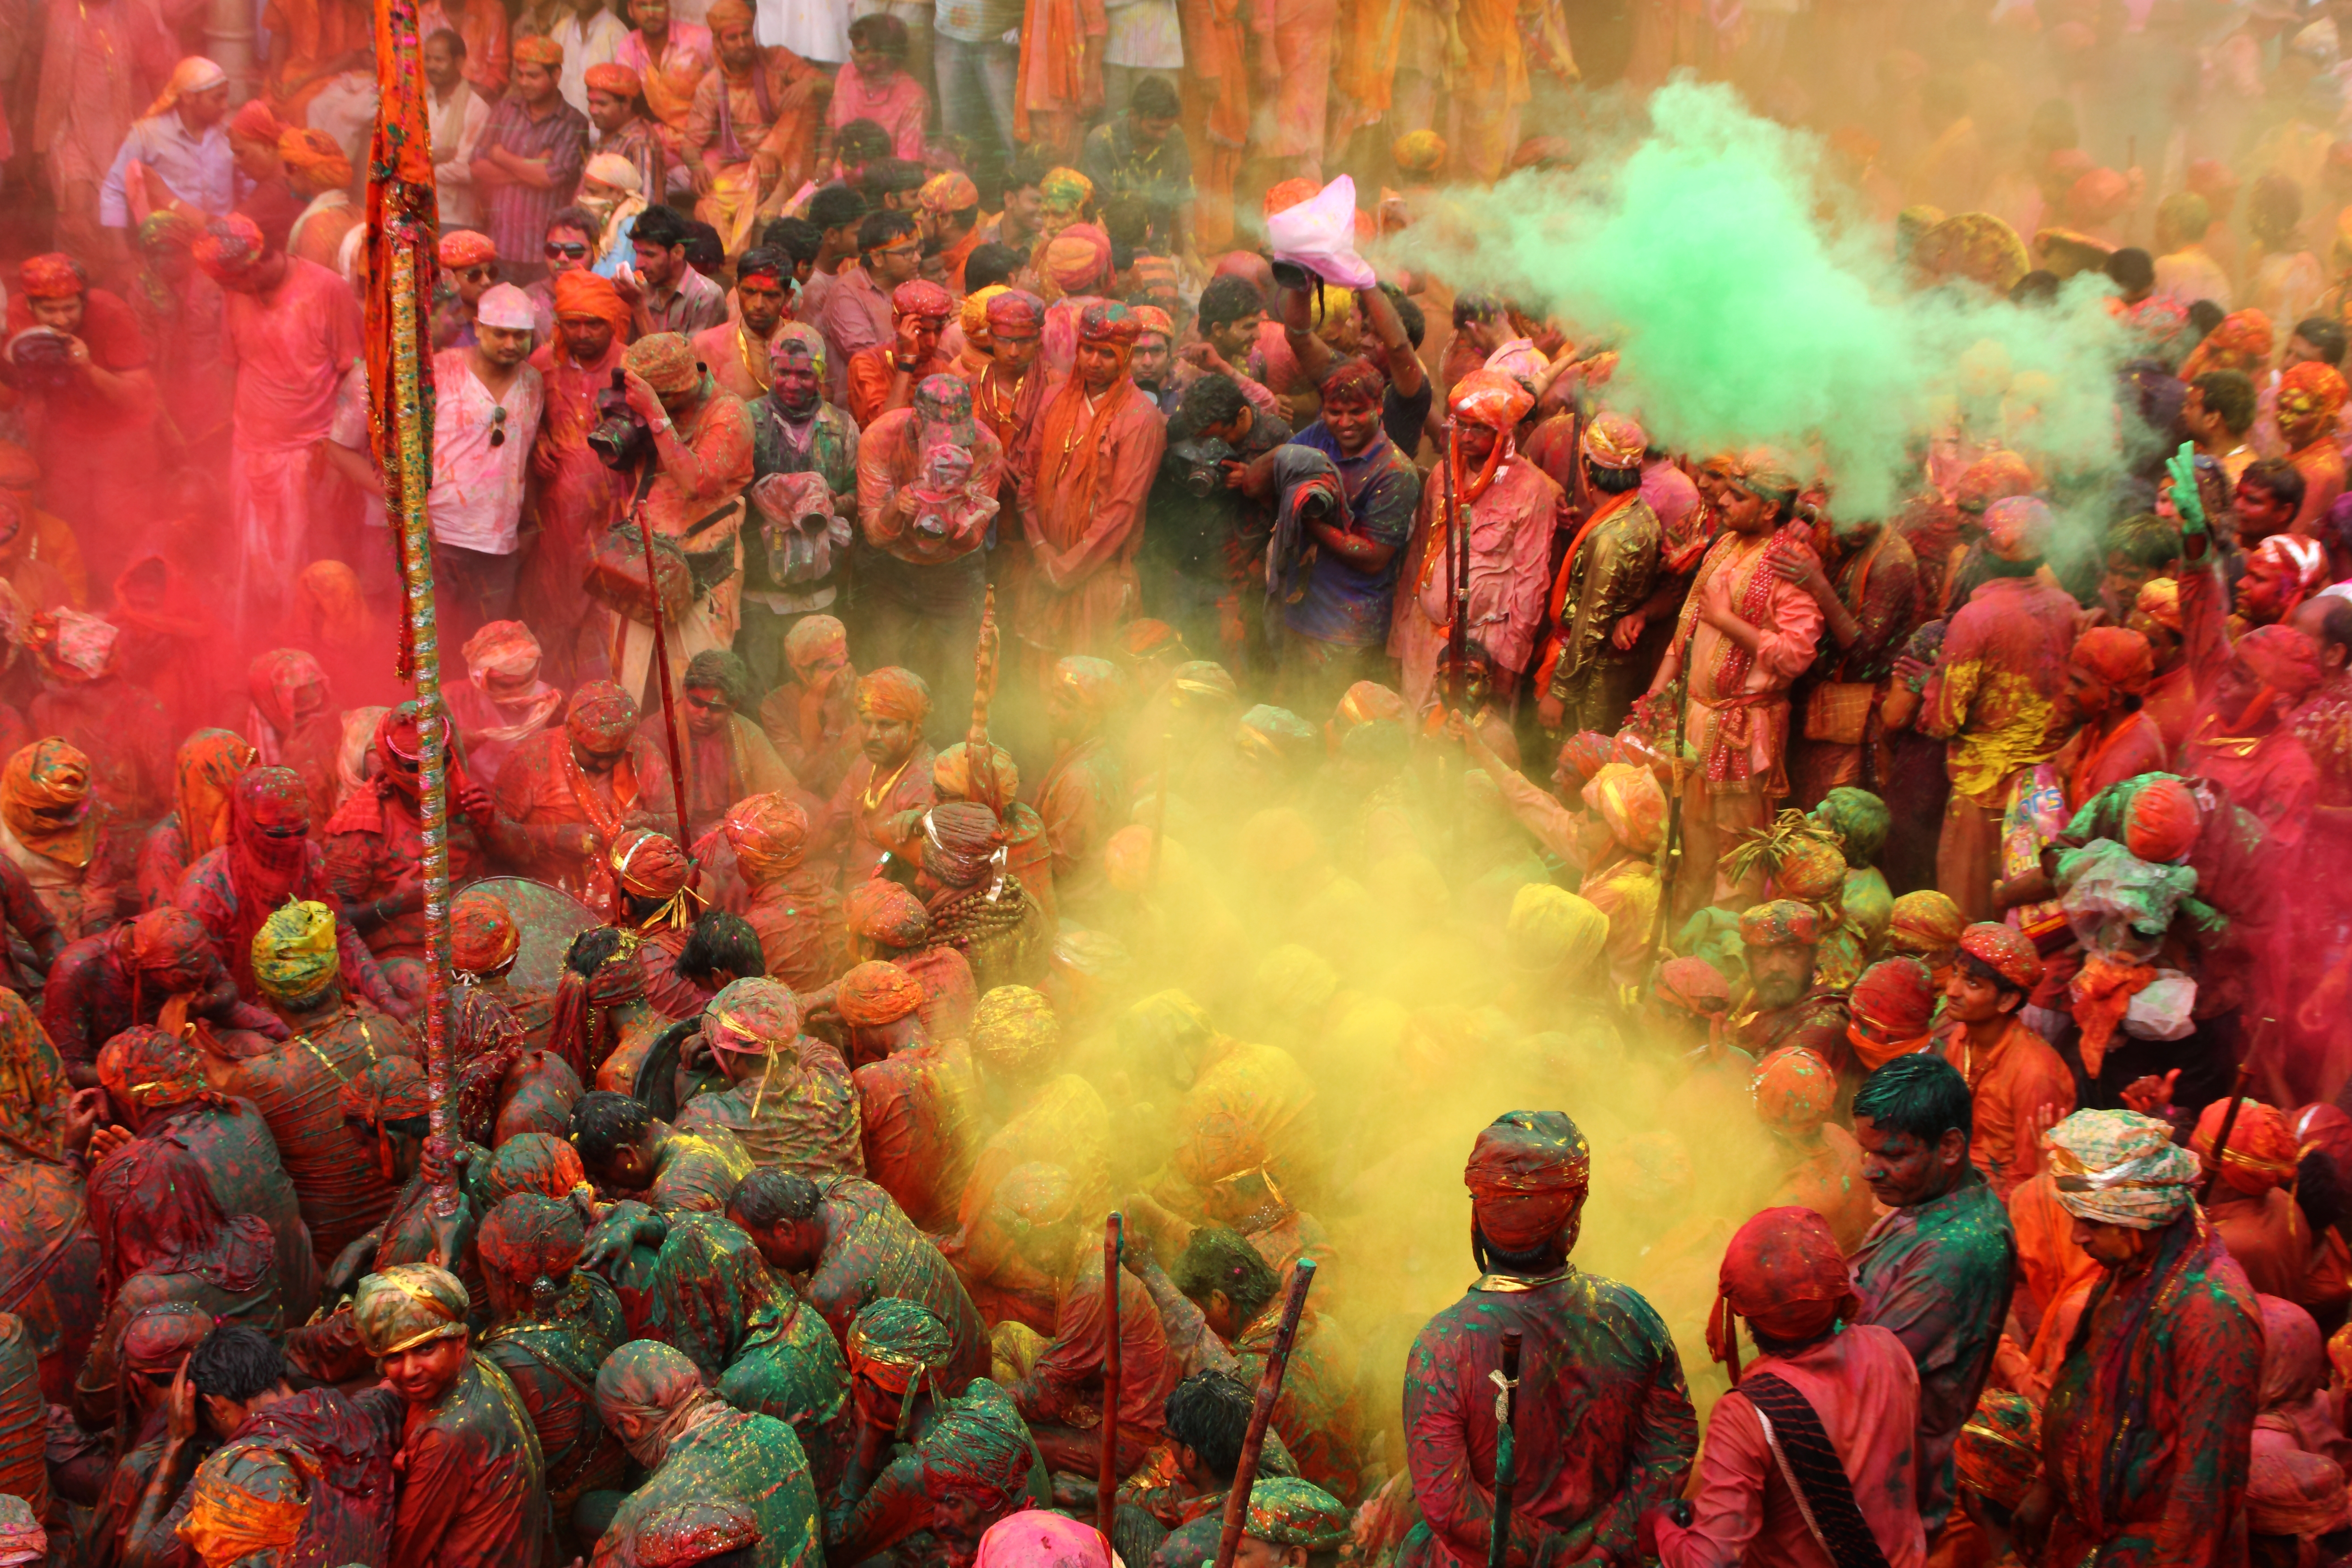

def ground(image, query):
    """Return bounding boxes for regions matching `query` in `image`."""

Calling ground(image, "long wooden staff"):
[1486,1329,1525,1568]
[633,516,695,840]
[1211,1260,1319,1568]
[2198,1063,2257,1204]
[1098,1212,1123,1544]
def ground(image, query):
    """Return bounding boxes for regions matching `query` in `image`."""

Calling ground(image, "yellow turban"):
[250,899,339,1006]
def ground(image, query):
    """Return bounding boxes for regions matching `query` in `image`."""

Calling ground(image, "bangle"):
[893,356,919,372]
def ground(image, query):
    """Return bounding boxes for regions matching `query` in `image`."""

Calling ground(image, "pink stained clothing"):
[816,267,894,402]
[1011,375,1168,664]
[690,318,779,404]
[614,24,714,137]
[226,257,366,455]
[427,349,544,556]
[420,0,512,95]
[1673,525,1826,796]
[828,61,929,159]
[1392,454,1564,712]
[1655,1324,1927,1568]
[1251,0,1339,167]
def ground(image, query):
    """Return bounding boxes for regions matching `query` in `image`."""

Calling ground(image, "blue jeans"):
[935,31,1019,178]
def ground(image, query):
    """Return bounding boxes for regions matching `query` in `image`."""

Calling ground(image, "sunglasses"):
[460,264,499,283]
[545,240,590,260]
[489,405,509,448]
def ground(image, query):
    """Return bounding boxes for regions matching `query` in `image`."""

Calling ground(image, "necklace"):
[736,321,771,393]
[861,751,916,812]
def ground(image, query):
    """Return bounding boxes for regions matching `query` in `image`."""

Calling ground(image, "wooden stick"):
[2198,1063,2257,1204]
[1212,1259,1318,1568]
[1097,1211,1123,1544]
[1486,1329,1524,1568]
[634,517,695,844]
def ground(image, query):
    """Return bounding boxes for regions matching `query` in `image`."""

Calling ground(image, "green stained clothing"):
[645,1211,783,1376]
[718,1292,853,1491]
[593,1406,824,1568]
[1235,1306,1369,1505]
[354,1353,550,1568]
[652,1124,758,1213]
[675,1036,865,1178]
[477,1274,631,1525]
[829,1377,1051,1564]
[805,1177,990,1393]
[151,1099,320,1325]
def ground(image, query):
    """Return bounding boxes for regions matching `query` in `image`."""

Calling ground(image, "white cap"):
[477,282,537,331]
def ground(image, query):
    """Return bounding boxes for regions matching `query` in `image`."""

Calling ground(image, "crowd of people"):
[12,0,2352,1565]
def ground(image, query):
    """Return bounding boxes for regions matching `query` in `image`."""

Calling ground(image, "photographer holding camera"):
[1142,371,1291,680]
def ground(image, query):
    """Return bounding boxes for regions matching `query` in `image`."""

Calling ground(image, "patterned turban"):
[476,1192,584,1289]
[121,1300,216,1376]
[192,215,266,281]
[2134,575,2181,632]
[1504,884,1609,974]
[1719,1205,1853,1342]
[2181,308,2273,378]
[856,667,930,723]
[17,254,85,300]
[1581,412,1647,470]
[974,1512,1110,1568]
[567,680,639,750]
[1077,299,1139,346]
[352,1263,469,1356]
[1740,899,1821,949]
[340,1055,434,1128]
[2238,624,2324,703]
[1984,495,2053,563]
[2122,777,2200,864]
[924,801,1006,888]
[1465,1110,1591,1250]
[625,332,701,397]
[1655,956,1731,1017]
[2279,360,2350,427]
[1955,450,2035,514]
[1955,1391,2043,1511]
[1042,226,1112,294]
[277,127,353,190]
[0,1496,39,1568]
[2045,1108,2203,1228]
[1848,958,1937,1065]
[846,879,930,948]
[583,61,642,96]
[846,1297,954,1393]
[1581,763,1666,856]
[437,229,497,269]
[251,899,339,1006]
[970,986,1061,1072]
[1752,1047,1838,1138]
[1130,304,1175,344]
[1174,1109,1268,1190]
[1449,369,1535,430]
[1959,921,2042,991]
[985,290,1046,338]
[2071,626,2154,696]
[1040,167,1094,211]
[704,976,800,1059]
[98,1026,209,1117]
[2193,1096,2300,1197]
[839,961,926,1027]
[610,827,691,899]
[920,170,980,214]
[176,1441,308,1568]
[1392,129,1447,174]
[932,742,1021,808]
[893,279,954,323]
[725,794,810,883]
[1888,890,1965,954]
[1240,1480,1353,1552]
[513,32,564,65]
[451,887,519,973]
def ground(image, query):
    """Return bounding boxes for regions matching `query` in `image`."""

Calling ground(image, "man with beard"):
[693,246,791,402]
[744,326,860,694]
[1849,1052,2017,1543]
[1534,413,1662,740]
[525,270,632,684]
[491,681,679,916]
[831,668,937,885]
[1728,899,1852,1075]
[677,650,799,843]
[684,0,830,249]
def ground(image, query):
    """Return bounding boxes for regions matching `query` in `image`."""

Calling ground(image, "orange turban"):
[856,667,931,723]
[584,62,641,96]
[847,879,930,948]
[17,254,85,300]
[451,887,519,973]
[1752,1046,1838,1137]
[2071,626,2154,696]
[277,127,353,190]
[514,33,564,65]
[1041,225,1112,295]
[838,960,926,1026]
[725,793,810,883]
[2124,776,2200,864]
[2193,1096,2300,1196]
[438,229,497,269]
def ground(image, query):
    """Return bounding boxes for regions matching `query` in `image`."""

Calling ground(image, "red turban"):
[924,801,1006,889]
[437,229,497,269]
[1449,369,1535,430]
[121,1301,215,1375]
[1078,300,1139,346]
[485,1132,589,1204]
[2193,1096,2300,1196]
[847,879,930,948]
[1751,1047,1837,1137]
[1463,1110,1591,1251]
[2072,626,2154,696]
[2279,360,2350,427]
[583,61,641,96]
[2124,777,2200,863]
[726,794,810,884]
[985,289,1046,336]
[193,215,266,280]
[513,33,564,65]
[839,960,926,1026]
[451,887,519,973]
[892,279,954,322]
[567,681,639,750]
[2181,309,2273,378]
[1262,177,1319,217]
[856,667,931,723]
[126,907,215,985]
[1739,899,1820,949]
[17,254,85,300]
[1955,451,2035,514]
[1718,1206,1853,1342]
[2238,624,2323,703]
[229,99,283,144]
[98,1027,211,1117]
[1848,957,1937,1069]
[1984,496,2053,563]
[1655,956,1730,1016]
[610,827,691,899]
[477,1192,584,1287]
[1555,731,1615,784]
[1959,921,2042,990]
[1041,225,1112,294]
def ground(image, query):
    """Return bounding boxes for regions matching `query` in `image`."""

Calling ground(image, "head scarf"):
[17,254,85,300]
[924,801,1007,890]
[1959,921,2042,991]
[2247,1449,2349,1537]
[438,229,497,269]
[2279,360,2351,430]
[451,887,519,974]
[595,1340,724,1469]
[97,1026,214,1119]
[725,794,810,883]
[1131,304,1175,344]
[1051,656,1122,719]
[856,667,930,724]
[846,1296,954,1405]
[700,977,800,1074]
[1752,1046,1839,1137]
[1717,1205,1853,1343]
[1847,957,1937,1069]
[973,1512,1111,1568]
[1739,899,1820,949]
[839,961,925,1027]
[551,271,632,359]
[1887,890,1964,955]
[222,767,312,987]
[782,615,848,679]
[1450,368,1535,431]
[933,742,1021,809]
[921,170,980,214]
[193,215,266,281]
[0,1498,38,1568]
[352,1263,469,1356]
[636,1502,763,1568]
[986,289,1046,336]
[89,1137,271,1297]
[846,879,930,949]
[277,127,353,191]
[175,1441,308,1567]
[484,1132,590,1205]
[970,985,1061,1073]
[1393,128,1446,173]
[121,907,214,998]
[170,730,257,868]
[2114,775,2199,864]
[1464,1110,1591,1251]
[1656,956,1731,1018]
[514,32,564,65]
[476,1192,584,1299]
[2072,626,2155,695]
[251,899,339,1007]
[0,738,95,869]
[1580,763,1666,856]
[2238,623,2324,704]
[246,648,331,743]
[28,607,119,682]
[120,1299,215,1377]
[1504,885,1608,975]
[1174,1108,1269,1192]
[2192,1096,2300,1196]
[145,54,228,118]
[2045,1107,2203,1228]
[1956,1391,2043,1511]
[626,333,701,398]
[1041,226,1112,295]
[1240,1479,1352,1551]
[227,98,281,144]
[1581,412,1647,470]
[568,681,640,751]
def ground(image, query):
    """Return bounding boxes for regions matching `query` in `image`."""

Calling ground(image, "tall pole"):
[1211,1260,1318,1568]
[1486,1329,1524,1568]
[366,0,453,1199]
[1098,1212,1123,1544]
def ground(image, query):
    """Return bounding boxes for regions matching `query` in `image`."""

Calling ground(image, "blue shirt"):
[1282,422,1424,647]
[99,111,237,228]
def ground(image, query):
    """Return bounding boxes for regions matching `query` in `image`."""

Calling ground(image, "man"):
[2053,626,2168,811]
[922,804,1056,994]
[490,681,680,914]
[821,212,923,403]
[1277,360,1422,707]
[326,705,493,988]
[919,172,986,294]
[471,35,590,279]
[1015,302,1168,671]
[626,203,728,337]
[41,906,268,1084]
[526,269,632,684]
[2276,359,2348,532]
[1532,412,1662,739]
[572,160,650,277]
[601,827,713,1020]
[1931,924,2073,1201]
[1144,374,1289,674]
[741,327,860,692]
[2234,458,2304,548]
[830,667,937,884]
[1728,899,1851,1072]
[1913,496,2080,922]
[2185,624,2324,847]
[1780,501,1922,806]
[835,958,975,1232]
[728,1167,989,1387]
[794,184,869,338]
[1079,76,1195,258]
[424,282,542,636]
[613,0,713,166]
[345,1265,551,1568]
[550,0,630,111]
[674,976,865,1176]
[1007,658,1124,927]
[98,56,235,231]
[1642,449,1824,912]
[693,246,790,401]
[2022,1109,2260,1566]
[1402,1112,1695,1568]
[426,30,492,228]
[847,279,955,427]
[1849,1052,2017,1540]
[685,0,830,250]
[191,216,363,634]
[583,62,672,207]
[570,1089,754,1215]
[2185,368,2259,484]
[2189,1096,2314,1303]
[279,127,359,272]
[967,287,1049,493]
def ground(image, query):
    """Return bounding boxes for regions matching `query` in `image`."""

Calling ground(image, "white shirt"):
[553,7,635,111]
[427,349,543,554]
[98,110,235,228]
[430,81,493,227]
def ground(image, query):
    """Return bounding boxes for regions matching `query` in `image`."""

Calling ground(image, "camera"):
[5,330,75,390]
[1168,437,1237,499]
[587,368,654,470]
[1295,486,1335,522]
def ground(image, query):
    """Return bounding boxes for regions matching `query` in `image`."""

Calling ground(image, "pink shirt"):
[426,348,544,554]
[1657,1325,1926,1568]
[224,256,365,452]
[828,61,928,158]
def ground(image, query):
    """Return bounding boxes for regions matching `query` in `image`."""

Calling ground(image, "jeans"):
[935,32,1018,183]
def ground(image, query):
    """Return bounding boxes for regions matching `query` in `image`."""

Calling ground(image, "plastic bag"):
[1265,175,1379,290]
[2122,970,2197,1041]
